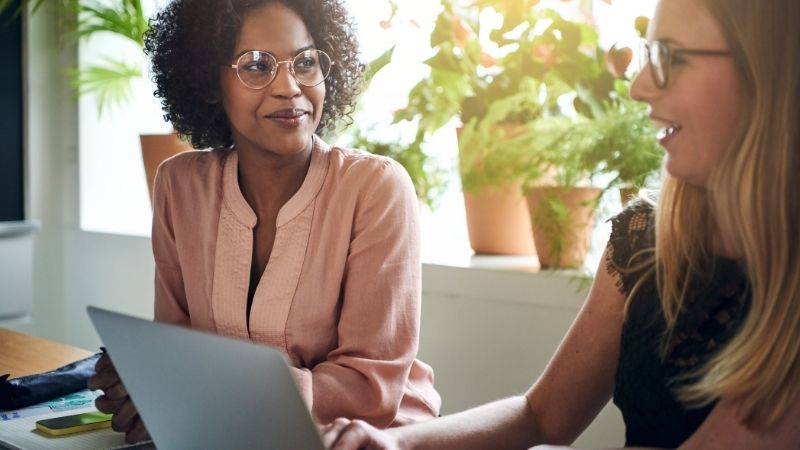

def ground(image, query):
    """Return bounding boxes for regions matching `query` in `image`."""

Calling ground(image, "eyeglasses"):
[639,39,730,89]
[230,48,333,90]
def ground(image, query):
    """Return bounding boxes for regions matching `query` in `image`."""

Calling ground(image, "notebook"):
[86,306,326,450]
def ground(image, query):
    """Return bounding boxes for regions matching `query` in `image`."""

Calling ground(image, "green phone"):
[35,411,113,436]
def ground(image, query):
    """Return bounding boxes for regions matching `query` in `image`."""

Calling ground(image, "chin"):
[665,167,708,188]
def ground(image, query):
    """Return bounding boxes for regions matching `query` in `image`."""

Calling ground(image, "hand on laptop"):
[322,418,400,449]
[87,352,151,444]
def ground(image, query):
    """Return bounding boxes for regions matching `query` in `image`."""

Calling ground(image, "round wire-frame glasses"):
[230,48,333,90]
[639,39,730,89]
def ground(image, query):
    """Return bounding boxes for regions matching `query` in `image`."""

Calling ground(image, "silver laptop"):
[87,306,326,450]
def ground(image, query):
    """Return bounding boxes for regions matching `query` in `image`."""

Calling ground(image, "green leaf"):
[68,57,141,116]
[363,46,395,86]
[70,0,149,46]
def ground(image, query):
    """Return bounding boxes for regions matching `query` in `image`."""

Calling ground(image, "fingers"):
[93,379,130,414]
[87,356,120,391]
[102,380,130,401]
[90,354,146,442]
[321,418,352,448]
[324,419,393,450]
[95,394,126,414]
[95,352,113,372]
[111,399,140,433]
[125,416,151,444]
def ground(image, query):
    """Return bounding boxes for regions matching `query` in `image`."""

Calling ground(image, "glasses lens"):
[236,51,276,89]
[651,41,669,87]
[638,40,650,71]
[292,49,332,87]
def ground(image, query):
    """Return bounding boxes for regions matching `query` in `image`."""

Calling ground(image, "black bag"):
[0,352,102,410]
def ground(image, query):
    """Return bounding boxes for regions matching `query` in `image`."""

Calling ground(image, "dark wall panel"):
[0,1,24,221]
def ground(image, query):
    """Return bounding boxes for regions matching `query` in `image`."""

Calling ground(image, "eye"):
[293,56,318,73]
[670,54,686,66]
[243,59,274,74]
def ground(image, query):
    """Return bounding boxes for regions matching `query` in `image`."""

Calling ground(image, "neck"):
[235,140,313,212]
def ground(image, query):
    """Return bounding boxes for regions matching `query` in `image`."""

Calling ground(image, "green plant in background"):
[519,82,661,190]
[0,0,149,114]
[398,1,618,131]
[333,10,446,209]
[388,0,663,195]
[394,0,627,191]
[457,80,547,193]
[514,14,661,192]
[531,189,583,264]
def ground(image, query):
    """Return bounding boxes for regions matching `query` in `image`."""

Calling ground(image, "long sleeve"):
[151,163,190,326]
[293,159,429,426]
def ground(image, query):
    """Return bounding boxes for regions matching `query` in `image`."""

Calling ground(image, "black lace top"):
[607,200,750,448]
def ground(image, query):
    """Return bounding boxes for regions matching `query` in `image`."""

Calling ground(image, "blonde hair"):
[646,0,800,428]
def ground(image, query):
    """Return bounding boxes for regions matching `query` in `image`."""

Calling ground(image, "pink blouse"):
[151,138,440,426]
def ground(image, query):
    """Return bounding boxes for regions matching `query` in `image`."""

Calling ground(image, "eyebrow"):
[233,45,316,60]
[651,37,683,46]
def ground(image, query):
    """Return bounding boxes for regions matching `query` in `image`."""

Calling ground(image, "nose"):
[270,61,301,98]
[630,64,658,103]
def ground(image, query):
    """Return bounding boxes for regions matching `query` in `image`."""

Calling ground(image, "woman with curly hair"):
[87,0,440,443]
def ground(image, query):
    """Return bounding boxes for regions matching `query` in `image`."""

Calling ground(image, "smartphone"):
[35,411,113,436]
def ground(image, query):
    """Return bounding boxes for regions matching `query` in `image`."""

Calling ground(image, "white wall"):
[420,264,623,447]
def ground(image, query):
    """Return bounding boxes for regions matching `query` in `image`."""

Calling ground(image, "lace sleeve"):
[605,199,656,296]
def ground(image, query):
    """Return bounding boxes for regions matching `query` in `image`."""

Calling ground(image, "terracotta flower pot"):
[140,133,192,204]
[526,186,602,269]
[463,181,537,257]
[456,124,539,258]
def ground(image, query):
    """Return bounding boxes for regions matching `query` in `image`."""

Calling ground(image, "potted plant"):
[456,85,545,255]
[394,2,609,256]
[1,0,191,203]
[521,77,661,268]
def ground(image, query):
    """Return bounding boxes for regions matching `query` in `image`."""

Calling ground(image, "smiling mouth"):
[265,109,309,128]
[266,108,308,119]
[652,119,682,142]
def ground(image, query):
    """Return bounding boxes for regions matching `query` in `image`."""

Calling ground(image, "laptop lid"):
[87,306,325,450]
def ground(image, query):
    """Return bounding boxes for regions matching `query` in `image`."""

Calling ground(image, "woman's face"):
[219,2,325,157]
[631,0,744,187]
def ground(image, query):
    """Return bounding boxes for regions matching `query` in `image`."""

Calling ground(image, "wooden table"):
[0,328,93,379]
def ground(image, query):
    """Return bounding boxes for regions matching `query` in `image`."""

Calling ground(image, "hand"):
[86,352,151,444]
[322,418,402,450]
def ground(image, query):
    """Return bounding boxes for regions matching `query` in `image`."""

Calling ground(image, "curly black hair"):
[143,0,364,149]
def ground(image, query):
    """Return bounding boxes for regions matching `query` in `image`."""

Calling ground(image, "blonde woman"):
[322,0,800,448]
